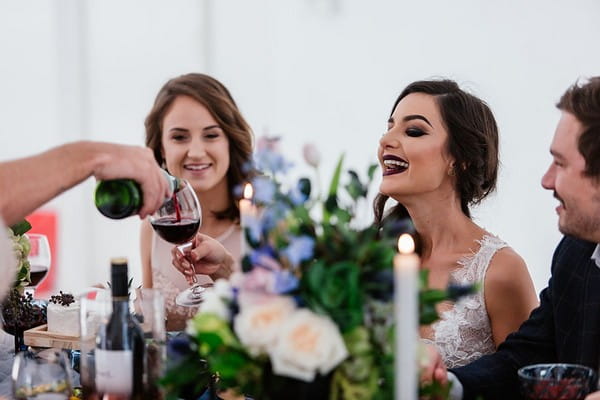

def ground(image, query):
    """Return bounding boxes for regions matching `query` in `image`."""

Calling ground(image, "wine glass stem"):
[176,242,197,285]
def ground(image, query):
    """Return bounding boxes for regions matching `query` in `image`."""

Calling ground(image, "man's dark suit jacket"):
[451,236,600,400]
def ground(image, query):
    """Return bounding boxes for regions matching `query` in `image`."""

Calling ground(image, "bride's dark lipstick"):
[382,154,409,176]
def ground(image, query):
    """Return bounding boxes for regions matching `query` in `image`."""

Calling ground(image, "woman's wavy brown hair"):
[145,73,254,221]
[374,79,499,228]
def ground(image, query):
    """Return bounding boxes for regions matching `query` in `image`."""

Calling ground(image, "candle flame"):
[243,183,253,199]
[397,234,415,254]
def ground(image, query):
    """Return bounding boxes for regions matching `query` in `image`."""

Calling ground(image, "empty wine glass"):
[12,348,73,399]
[25,234,51,298]
[148,179,207,307]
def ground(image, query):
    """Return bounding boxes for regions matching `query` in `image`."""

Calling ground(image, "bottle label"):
[95,349,133,395]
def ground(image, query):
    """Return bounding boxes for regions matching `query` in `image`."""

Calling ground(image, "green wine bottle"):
[95,171,180,219]
[94,257,145,399]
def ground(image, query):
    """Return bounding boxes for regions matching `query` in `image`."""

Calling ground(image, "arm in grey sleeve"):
[448,372,463,400]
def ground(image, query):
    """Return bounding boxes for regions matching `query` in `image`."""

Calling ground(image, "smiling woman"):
[141,73,254,331]
[375,79,539,368]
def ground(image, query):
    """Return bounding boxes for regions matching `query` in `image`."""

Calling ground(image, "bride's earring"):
[448,164,456,176]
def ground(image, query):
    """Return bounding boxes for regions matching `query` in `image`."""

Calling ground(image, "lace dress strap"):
[454,235,508,295]
[425,234,508,368]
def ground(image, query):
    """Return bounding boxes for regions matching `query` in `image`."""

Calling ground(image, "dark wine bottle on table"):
[94,258,144,400]
[95,171,181,219]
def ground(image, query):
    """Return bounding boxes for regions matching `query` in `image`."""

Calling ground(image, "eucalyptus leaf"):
[10,220,31,236]
[297,177,311,197]
[420,289,449,303]
[345,170,367,200]
[324,194,338,214]
[328,154,345,197]
[324,154,345,222]
[367,164,378,181]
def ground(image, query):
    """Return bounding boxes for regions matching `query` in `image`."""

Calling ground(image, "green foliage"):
[8,219,32,288]
[323,154,345,223]
[420,380,452,399]
[330,327,379,400]
[162,147,477,400]
[303,260,363,333]
[161,354,211,400]
[11,220,32,236]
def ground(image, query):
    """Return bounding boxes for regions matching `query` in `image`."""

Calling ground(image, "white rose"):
[233,295,296,356]
[213,278,233,300]
[269,309,348,382]
[302,143,321,168]
[198,288,230,321]
[185,319,197,337]
[229,271,245,288]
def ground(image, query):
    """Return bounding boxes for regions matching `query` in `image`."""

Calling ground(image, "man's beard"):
[558,208,600,242]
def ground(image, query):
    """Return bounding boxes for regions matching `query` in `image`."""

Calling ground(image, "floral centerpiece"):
[162,139,475,400]
[1,220,47,353]
[8,220,33,289]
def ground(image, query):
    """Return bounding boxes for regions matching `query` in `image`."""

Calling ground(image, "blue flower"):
[265,201,291,229]
[166,336,193,363]
[242,159,258,175]
[244,214,263,244]
[251,176,277,204]
[288,179,310,206]
[255,148,293,176]
[249,245,279,268]
[273,270,299,294]
[283,235,315,268]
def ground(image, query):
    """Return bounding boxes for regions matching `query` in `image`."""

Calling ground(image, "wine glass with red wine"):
[149,179,206,307]
[25,233,51,298]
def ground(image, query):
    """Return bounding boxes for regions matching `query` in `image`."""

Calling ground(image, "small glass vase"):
[1,288,47,354]
[0,306,27,354]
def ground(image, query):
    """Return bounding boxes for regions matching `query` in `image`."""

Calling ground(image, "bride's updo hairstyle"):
[374,79,499,226]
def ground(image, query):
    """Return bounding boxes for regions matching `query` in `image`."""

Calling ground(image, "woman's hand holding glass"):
[148,179,205,306]
[171,233,234,284]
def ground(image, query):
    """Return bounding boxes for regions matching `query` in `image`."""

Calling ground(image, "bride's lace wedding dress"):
[423,234,508,368]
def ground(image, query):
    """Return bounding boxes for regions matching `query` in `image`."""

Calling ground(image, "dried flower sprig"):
[49,291,76,307]
[1,290,47,334]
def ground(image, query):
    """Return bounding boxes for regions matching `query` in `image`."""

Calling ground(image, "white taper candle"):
[394,233,419,400]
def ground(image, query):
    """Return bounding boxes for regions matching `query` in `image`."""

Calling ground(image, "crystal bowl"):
[518,363,597,400]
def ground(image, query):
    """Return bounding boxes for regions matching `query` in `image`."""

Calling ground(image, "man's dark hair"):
[557,77,600,180]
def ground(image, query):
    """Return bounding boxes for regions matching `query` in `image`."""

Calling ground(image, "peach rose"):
[233,295,296,356]
[269,309,348,381]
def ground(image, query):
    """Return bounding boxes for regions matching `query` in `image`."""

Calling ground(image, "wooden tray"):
[23,324,80,350]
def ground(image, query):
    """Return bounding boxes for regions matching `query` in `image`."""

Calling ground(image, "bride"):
[375,79,538,367]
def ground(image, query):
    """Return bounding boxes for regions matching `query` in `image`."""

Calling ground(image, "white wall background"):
[1,0,599,295]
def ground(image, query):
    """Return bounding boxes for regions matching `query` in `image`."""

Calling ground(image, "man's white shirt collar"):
[592,244,600,268]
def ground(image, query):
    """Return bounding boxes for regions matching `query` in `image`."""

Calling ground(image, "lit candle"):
[239,183,257,256]
[394,233,419,400]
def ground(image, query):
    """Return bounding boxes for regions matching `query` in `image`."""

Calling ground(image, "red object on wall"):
[26,210,58,297]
